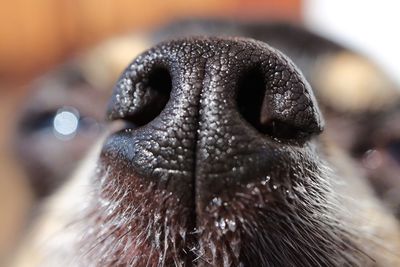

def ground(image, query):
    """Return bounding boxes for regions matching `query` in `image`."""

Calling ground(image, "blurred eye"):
[22,112,55,133]
[387,139,400,165]
[53,107,80,140]
[354,137,400,170]
[20,106,100,140]
[361,149,383,169]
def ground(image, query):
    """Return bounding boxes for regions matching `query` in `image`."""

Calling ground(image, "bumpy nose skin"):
[105,37,323,215]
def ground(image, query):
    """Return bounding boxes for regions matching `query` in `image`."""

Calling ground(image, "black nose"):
[105,37,323,214]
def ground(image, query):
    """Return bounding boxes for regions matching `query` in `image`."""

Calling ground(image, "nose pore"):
[107,37,323,206]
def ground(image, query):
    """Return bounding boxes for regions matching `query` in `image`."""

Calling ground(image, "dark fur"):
[75,153,371,266]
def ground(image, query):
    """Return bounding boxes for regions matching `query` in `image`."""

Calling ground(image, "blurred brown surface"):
[0,87,33,265]
[0,0,301,85]
[0,0,301,264]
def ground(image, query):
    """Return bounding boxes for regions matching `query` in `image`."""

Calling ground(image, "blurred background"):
[0,0,399,265]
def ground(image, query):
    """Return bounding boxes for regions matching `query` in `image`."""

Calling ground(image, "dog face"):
[12,22,400,266]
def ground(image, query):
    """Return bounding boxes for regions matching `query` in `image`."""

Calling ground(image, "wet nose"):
[105,37,323,212]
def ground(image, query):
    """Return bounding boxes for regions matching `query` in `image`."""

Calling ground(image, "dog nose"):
[106,37,323,212]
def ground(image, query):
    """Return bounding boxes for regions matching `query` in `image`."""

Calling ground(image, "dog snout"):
[104,37,323,212]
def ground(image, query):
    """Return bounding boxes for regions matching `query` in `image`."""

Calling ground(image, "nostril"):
[262,120,310,141]
[121,66,172,126]
[147,67,172,98]
[237,66,314,142]
[237,66,266,133]
[134,66,172,126]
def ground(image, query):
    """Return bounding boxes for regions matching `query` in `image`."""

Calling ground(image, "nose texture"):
[106,37,323,215]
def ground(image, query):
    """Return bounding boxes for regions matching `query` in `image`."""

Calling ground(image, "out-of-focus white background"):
[305,0,400,84]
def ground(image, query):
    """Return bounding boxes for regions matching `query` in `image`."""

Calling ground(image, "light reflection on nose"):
[53,107,79,140]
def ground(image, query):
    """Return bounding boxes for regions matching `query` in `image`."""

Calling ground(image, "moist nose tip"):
[103,37,324,204]
[108,37,323,143]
